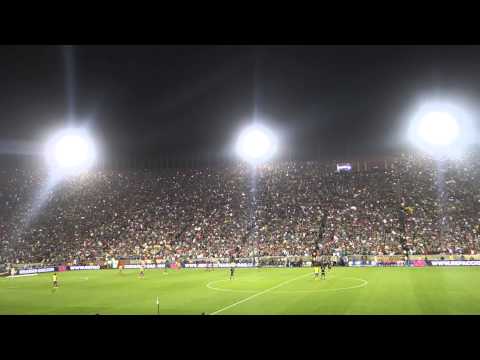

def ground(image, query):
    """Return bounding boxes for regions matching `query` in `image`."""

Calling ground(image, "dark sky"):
[2,45,480,164]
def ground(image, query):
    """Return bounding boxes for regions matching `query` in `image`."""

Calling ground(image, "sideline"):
[5,274,39,278]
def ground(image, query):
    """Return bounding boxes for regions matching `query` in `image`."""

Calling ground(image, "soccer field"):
[2,267,480,315]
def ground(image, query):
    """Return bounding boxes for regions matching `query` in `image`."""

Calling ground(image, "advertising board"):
[18,267,55,275]
[184,263,254,268]
[69,265,101,270]
[430,260,480,266]
[348,261,377,267]
[124,264,166,269]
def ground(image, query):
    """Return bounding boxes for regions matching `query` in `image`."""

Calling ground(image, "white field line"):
[5,274,39,278]
[210,272,312,315]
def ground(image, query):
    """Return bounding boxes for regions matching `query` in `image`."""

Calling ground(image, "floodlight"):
[44,127,96,176]
[417,112,459,146]
[407,100,476,159]
[236,124,277,164]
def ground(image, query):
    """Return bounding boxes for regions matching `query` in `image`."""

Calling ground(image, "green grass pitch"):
[1,267,480,314]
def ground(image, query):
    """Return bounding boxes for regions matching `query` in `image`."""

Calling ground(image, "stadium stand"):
[1,154,480,268]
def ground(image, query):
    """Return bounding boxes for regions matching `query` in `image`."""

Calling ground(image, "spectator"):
[1,153,480,265]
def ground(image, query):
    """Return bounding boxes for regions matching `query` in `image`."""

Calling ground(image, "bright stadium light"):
[44,127,97,176]
[236,124,277,164]
[417,112,460,146]
[407,100,476,159]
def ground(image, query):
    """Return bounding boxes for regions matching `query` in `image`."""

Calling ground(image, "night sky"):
[2,45,480,164]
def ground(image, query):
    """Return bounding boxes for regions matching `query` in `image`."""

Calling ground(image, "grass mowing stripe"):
[210,272,312,315]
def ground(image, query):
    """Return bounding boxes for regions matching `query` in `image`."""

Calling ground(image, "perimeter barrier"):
[6,254,480,275]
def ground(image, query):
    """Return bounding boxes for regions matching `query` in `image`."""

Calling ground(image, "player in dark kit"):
[321,264,326,280]
[230,266,235,280]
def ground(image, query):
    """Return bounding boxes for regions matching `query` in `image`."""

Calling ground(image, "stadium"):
[2,45,480,315]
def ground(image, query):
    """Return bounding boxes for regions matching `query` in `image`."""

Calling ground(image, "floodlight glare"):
[407,100,476,159]
[236,124,277,164]
[417,112,460,146]
[44,128,96,176]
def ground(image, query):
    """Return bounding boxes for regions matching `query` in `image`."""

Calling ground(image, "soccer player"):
[230,265,235,280]
[164,258,169,273]
[52,273,58,288]
[321,264,326,280]
[10,267,16,278]
[119,264,123,274]
[139,264,145,278]
[314,263,320,279]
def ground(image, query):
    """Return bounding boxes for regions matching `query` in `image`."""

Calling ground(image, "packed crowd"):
[1,154,480,266]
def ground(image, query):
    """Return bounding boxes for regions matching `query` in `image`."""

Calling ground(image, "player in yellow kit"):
[52,273,59,288]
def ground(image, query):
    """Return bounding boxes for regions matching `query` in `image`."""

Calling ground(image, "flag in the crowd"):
[404,206,414,215]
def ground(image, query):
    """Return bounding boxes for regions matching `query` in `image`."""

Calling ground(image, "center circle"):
[206,276,368,294]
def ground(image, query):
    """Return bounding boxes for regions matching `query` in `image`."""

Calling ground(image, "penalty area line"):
[210,272,312,315]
